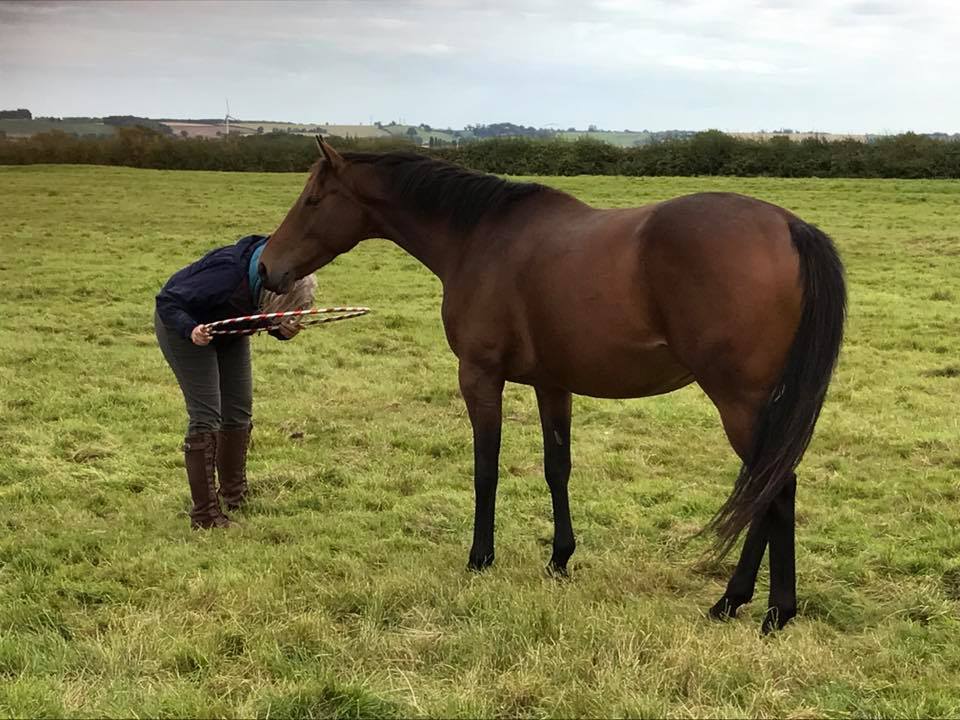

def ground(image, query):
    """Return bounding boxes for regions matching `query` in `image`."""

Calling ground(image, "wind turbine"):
[224,98,238,137]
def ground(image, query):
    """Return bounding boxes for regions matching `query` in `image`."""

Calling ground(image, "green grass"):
[1,165,959,717]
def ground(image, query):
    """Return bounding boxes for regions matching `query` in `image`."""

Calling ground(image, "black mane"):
[341,151,548,231]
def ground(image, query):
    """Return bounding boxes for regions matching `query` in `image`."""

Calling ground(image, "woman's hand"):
[191,324,213,346]
[278,318,302,339]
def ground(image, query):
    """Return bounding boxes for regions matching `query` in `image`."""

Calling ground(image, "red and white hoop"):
[206,307,370,336]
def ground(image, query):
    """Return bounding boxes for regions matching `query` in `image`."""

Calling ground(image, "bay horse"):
[259,137,846,633]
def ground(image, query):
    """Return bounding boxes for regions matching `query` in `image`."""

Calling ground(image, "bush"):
[1,127,958,178]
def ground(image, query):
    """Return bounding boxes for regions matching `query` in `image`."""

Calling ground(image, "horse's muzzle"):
[259,262,292,294]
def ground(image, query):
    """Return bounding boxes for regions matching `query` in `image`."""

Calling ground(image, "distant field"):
[224,123,461,144]
[166,121,460,144]
[1,166,959,717]
[731,132,870,143]
[317,124,391,139]
[1,119,877,147]
[254,123,389,138]
[256,123,459,143]
[0,118,114,137]
[40,120,402,140]
[557,130,653,146]
[234,123,393,138]
[0,116,454,148]
[163,122,236,138]
[0,119,659,146]
[380,125,458,143]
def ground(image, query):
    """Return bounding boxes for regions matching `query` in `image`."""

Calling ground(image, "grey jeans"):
[154,310,252,435]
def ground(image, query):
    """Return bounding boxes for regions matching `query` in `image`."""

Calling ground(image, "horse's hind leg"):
[762,473,797,633]
[709,515,770,620]
[710,475,796,633]
[535,386,575,575]
[710,393,798,632]
[707,395,770,620]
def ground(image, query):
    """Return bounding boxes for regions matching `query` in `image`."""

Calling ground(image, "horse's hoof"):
[708,595,745,621]
[467,552,494,572]
[760,605,797,635]
[545,560,569,579]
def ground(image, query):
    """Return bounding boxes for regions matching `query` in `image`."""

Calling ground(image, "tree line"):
[1,125,958,178]
[0,108,32,120]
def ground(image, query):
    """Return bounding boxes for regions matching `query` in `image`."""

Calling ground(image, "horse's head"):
[259,136,377,293]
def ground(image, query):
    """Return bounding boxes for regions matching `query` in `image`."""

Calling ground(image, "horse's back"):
[447,190,804,401]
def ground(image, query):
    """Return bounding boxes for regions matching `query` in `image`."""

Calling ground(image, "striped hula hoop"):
[206,307,370,336]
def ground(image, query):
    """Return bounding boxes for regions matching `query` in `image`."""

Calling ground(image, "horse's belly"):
[516,341,695,399]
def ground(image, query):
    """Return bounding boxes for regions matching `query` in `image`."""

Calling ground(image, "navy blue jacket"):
[156,235,277,341]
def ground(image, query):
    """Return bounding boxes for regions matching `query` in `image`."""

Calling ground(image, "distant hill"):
[164,120,468,147]
[2,110,958,145]
[162,120,395,140]
[0,114,167,138]
[0,118,115,138]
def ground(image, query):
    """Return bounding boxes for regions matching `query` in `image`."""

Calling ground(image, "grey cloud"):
[0,0,957,133]
[846,0,902,15]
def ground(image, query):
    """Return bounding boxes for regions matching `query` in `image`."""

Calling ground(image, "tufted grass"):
[0,165,958,717]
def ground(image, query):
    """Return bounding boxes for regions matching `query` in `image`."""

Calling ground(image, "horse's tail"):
[708,220,847,558]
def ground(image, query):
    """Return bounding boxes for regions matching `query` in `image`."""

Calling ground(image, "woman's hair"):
[259,273,318,315]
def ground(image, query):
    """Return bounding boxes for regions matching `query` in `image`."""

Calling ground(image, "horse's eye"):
[304,196,322,207]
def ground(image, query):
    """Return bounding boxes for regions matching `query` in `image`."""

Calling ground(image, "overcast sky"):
[2,0,958,133]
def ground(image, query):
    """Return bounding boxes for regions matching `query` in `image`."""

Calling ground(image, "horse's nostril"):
[258,262,267,281]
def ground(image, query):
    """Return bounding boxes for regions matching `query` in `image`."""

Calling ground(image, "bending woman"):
[155,234,316,529]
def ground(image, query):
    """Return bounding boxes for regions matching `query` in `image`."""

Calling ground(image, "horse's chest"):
[440,290,533,372]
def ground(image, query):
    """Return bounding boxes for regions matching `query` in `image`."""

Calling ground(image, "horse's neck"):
[361,177,583,282]
[368,204,464,282]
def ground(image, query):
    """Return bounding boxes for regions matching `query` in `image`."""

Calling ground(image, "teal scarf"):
[249,241,266,307]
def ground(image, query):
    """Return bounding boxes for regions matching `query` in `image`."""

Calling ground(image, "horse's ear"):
[316,134,344,171]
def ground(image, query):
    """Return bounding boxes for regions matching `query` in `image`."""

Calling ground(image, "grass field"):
[1,165,958,717]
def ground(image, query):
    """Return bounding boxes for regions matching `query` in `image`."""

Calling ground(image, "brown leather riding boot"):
[217,423,251,511]
[184,431,231,529]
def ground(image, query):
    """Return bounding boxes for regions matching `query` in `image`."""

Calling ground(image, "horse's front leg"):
[535,385,575,576]
[459,361,505,571]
